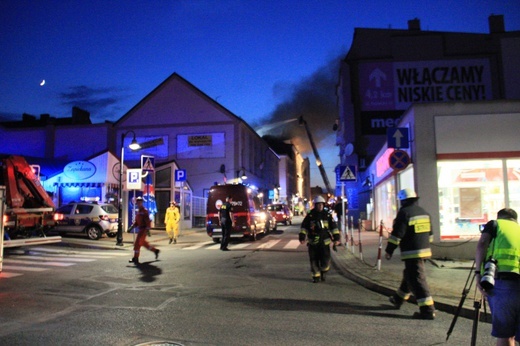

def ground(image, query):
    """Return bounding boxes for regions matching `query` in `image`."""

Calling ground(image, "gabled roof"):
[113,72,268,143]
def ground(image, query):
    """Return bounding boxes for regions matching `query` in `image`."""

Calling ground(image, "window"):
[437,160,507,240]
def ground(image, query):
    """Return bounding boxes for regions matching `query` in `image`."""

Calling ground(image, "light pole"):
[116,130,141,246]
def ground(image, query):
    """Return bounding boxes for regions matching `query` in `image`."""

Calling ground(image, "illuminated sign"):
[359,58,493,135]
[376,148,394,178]
[63,161,96,180]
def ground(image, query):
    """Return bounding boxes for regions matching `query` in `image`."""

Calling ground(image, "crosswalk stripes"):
[180,238,304,251]
[0,247,130,280]
[0,238,306,280]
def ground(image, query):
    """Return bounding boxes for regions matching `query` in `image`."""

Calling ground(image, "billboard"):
[359,58,493,134]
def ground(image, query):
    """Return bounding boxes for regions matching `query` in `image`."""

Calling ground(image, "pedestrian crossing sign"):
[337,165,357,182]
[141,155,155,172]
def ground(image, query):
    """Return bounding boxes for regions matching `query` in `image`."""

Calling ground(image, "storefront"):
[42,151,120,207]
[366,100,520,259]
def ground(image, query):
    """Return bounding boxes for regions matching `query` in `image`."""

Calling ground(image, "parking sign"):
[175,169,187,182]
[127,169,142,190]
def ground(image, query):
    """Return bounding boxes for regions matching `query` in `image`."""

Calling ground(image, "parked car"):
[261,207,277,232]
[53,202,119,240]
[267,203,293,225]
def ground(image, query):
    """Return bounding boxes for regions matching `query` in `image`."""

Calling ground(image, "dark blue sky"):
[1,0,519,186]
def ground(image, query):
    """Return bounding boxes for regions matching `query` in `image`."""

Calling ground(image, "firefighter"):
[219,196,234,251]
[299,195,340,283]
[165,201,180,244]
[385,188,436,320]
[129,196,160,265]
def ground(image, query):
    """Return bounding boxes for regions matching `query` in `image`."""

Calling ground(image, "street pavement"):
[63,224,488,322]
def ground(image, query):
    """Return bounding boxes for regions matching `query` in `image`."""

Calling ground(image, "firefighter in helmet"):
[299,195,341,283]
[385,188,436,320]
[165,201,180,244]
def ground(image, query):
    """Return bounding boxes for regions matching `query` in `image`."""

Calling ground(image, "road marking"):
[258,239,282,249]
[13,255,96,262]
[231,243,251,249]
[0,272,23,278]
[1,265,48,272]
[283,240,302,249]
[29,247,128,256]
[182,242,213,250]
[4,259,77,267]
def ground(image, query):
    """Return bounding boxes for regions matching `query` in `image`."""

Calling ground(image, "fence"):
[192,196,207,228]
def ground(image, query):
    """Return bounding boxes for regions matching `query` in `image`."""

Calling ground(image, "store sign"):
[64,161,96,180]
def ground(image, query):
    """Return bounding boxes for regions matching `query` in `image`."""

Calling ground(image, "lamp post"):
[116,130,141,246]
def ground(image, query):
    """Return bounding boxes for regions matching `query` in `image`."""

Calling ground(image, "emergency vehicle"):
[1,155,60,248]
[206,184,270,242]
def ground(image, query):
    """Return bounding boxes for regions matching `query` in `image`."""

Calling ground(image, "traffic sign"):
[389,150,411,171]
[175,169,187,182]
[141,155,155,172]
[127,169,142,190]
[336,165,357,182]
[387,128,409,149]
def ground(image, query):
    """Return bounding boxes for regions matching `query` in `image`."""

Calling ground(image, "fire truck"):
[1,155,60,248]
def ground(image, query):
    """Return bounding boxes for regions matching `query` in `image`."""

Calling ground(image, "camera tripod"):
[446,261,488,345]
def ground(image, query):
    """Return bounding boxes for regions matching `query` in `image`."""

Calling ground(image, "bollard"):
[358,218,363,261]
[377,220,384,271]
[350,216,355,254]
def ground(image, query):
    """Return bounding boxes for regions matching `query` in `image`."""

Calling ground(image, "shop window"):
[437,160,505,240]
[375,179,396,229]
[507,159,520,211]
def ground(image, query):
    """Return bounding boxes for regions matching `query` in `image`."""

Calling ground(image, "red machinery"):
[1,155,55,239]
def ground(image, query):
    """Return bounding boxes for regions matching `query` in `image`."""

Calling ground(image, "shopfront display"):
[437,159,520,240]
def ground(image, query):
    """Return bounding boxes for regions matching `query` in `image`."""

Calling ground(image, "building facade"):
[0,73,284,230]
[336,15,520,258]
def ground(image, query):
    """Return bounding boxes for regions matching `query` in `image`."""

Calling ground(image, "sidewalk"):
[62,226,486,320]
[331,229,488,320]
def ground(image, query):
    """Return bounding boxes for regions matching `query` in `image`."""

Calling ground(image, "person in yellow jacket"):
[475,208,520,346]
[165,201,180,244]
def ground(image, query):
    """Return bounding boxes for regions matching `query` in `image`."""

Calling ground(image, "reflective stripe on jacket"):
[299,209,340,246]
[385,200,433,260]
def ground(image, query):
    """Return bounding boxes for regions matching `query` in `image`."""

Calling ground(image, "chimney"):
[22,113,36,122]
[489,14,505,33]
[72,106,92,124]
[40,114,50,122]
[408,18,421,31]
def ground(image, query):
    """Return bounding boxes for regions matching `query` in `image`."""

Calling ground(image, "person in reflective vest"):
[165,201,180,244]
[475,208,520,346]
[385,188,436,320]
[299,195,340,283]
[129,197,160,265]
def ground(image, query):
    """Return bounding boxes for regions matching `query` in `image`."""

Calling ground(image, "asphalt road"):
[0,218,494,345]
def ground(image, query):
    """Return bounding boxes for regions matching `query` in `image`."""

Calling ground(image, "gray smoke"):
[256,53,344,154]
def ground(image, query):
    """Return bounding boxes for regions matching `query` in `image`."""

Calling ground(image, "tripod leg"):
[446,261,476,342]
[471,298,481,346]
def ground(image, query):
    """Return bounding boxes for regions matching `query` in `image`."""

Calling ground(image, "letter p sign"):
[175,169,187,182]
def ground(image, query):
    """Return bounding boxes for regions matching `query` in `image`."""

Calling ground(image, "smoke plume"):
[256,53,343,155]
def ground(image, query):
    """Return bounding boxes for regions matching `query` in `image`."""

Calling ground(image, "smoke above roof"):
[255,53,343,155]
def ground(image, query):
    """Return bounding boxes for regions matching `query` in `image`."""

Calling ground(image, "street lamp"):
[116,130,141,246]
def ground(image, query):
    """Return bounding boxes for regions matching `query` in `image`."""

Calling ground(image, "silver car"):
[53,202,119,240]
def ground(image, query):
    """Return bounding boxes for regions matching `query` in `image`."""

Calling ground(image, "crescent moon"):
[40,80,46,86]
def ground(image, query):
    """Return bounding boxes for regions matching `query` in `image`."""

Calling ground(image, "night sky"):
[1,0,519,186]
